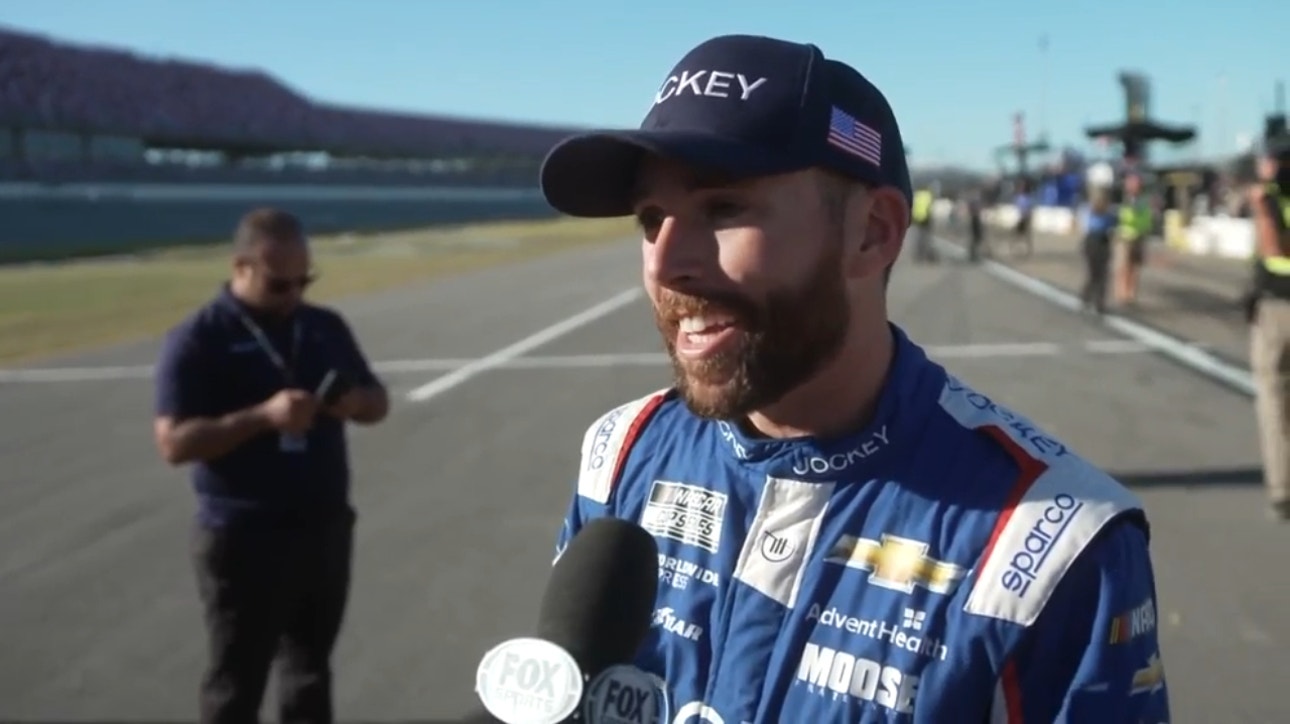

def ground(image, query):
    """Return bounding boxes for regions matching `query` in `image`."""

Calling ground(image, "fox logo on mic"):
[583,664,669,724]
[476,637,584,724]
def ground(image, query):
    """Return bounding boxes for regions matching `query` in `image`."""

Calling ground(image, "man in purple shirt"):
[152,207,389,724]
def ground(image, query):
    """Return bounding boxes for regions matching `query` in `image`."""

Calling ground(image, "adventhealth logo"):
[805,604,948,661]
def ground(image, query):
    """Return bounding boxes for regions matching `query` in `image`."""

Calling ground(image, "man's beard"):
[654,244,851,421]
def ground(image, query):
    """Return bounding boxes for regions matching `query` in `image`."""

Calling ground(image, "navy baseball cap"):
[540,34,911,218]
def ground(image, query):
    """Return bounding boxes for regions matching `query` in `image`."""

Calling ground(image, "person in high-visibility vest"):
[911,187,936,262]
[1247,146,1290,521]
[1113,173,1153,305]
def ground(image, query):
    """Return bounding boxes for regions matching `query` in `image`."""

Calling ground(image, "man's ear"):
[845,187,908,280]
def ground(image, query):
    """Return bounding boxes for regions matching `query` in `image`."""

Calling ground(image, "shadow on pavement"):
[1150,282,1244,317]
[988,247,1069,264]
[1112,466,1263,489]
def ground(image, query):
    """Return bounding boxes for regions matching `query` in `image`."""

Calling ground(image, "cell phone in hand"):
[316,369,355,407]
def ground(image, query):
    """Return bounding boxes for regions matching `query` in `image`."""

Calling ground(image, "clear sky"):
[2,0,1283,171]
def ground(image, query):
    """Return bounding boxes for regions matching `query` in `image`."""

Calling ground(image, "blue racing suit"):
[555,325,1171,723]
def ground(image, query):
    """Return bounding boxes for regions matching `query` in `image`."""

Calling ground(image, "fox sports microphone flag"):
[475,518,661,724]
[582,663,670,724]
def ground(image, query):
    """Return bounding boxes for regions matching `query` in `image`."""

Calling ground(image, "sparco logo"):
[586,408,626,472]
[790,425,890,476]
[1000,493,1083,597]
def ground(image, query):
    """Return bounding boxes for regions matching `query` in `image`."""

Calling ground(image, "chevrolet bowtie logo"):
[1131,652,1165,696]
[826,534,967,595]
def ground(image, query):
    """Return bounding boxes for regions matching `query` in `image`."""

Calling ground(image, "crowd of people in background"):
[927,143,1290,524]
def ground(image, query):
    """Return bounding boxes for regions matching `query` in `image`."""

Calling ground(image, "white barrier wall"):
[959,202,1258,261]
[1185,215,1258,259]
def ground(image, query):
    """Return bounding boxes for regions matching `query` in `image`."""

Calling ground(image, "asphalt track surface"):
[0,235,1285,723]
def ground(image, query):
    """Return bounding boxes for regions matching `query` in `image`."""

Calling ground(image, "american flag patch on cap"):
[827,106,882,166]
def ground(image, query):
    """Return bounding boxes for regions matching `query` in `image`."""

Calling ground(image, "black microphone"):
[473,517,667,724]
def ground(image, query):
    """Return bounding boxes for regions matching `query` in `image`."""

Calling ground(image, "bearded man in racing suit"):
[540,34,1171,724]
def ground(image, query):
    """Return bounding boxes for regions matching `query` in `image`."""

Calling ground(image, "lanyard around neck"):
[236,311,302,385]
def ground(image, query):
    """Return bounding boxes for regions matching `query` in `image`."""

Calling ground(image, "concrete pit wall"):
[0,183,559,262]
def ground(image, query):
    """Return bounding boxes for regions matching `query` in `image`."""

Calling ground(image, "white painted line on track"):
[0,341,1156,385]
[927,341,1060,358]
[1082,339,1150,355]
[404,287,644,403]
[934,236,1256,397]
[0,365,155,382]
[500,353,668,369]
[372,359,468,373]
